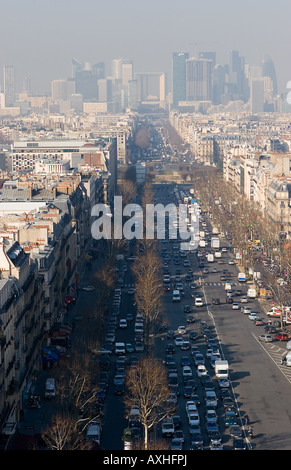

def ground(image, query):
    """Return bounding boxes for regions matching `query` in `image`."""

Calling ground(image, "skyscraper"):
[172,52,189,109]
[250,78,265,113]
[262,56,278,96]
[112,59,123,80]
[122,60,133,87]
[212,65,225,105]
[3,65,16,107]
[186,58,212,102]
[128,79,138,110]
[227,50,249,102]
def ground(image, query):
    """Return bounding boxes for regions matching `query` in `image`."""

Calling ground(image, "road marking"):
[251,332,291,384]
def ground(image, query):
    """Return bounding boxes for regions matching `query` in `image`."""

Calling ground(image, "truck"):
[211,237,220,249]
[214,251,222,258]
[247,288,257,299]
[238,272,246,282]
[214,360,229,378]
[207,253,214,263]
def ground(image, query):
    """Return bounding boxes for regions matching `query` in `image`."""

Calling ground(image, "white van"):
[285,351,291,366]
[86,422,101,445]
[172,290,181,302]
[115,342,126,355]
[45,378,56,399]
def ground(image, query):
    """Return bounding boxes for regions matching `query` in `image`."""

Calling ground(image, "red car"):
[275,332,289,341]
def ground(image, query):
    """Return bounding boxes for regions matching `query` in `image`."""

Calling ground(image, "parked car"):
[195,298,203,307]
[275,332,289,341]
[230,425,243,438]
[258,334,273,343]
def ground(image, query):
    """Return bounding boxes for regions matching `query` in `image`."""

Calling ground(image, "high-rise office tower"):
[172,52,189,109]
[98,78,113,102]
[112,59,123,80]
[227,50,249,102]
[72,58,83,79]
[51,79,75,101]
[212,65,225,105]
[23,76,32,94]
[262,55,278,96]
[186,58,212,101]
[122,60,133,87]
[128,79,138,110]
[92,62,105,80]
[3,65,16,107]
[199,52,216,66]
[250,78,265,113]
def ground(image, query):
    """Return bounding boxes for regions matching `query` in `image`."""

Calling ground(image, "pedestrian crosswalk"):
[204,282,238,287]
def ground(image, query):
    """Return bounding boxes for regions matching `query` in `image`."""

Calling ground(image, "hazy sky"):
[0,0,290,95]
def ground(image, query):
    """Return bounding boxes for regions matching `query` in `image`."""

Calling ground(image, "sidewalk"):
[12,249,108,449]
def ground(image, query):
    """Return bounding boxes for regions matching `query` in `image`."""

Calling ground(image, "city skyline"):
[0,0,290,95]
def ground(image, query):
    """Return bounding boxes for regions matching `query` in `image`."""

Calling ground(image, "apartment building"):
[0,172,105,436]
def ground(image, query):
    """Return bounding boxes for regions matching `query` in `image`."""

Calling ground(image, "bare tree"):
[117,179,137,206]
[124,357,174,450]
[41,413,91,450]
[132,250,164,350]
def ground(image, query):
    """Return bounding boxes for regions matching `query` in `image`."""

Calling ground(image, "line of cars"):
[162,319,247,450]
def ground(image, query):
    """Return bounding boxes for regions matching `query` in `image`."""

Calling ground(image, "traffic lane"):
[157,291,235,449]
[202,281,291,449]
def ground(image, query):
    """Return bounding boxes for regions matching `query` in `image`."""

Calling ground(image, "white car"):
[174,336,184,347]
[82,285,95,291]
[178,326,187,335]
[195,298,203,307]
[248,312,258,321]
[197,365,207,378]
[188,411,200,426]
[232,303,240,310]
[119,319,127,328]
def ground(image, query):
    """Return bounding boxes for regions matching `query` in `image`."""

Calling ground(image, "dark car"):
[167,330,176,339]
[166,344,176,354]
[184,305,192,313]
[172,415,182,429]
[230,425,243,438]
[235,289,243,296]
[226,297,234,304]
[233,438,247,450]
[183,386,195,398]
[212,298,220,305]
[220,275,226,281]
[114,383,125,395]
[190,331,199,341]
[186,315,195,323]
